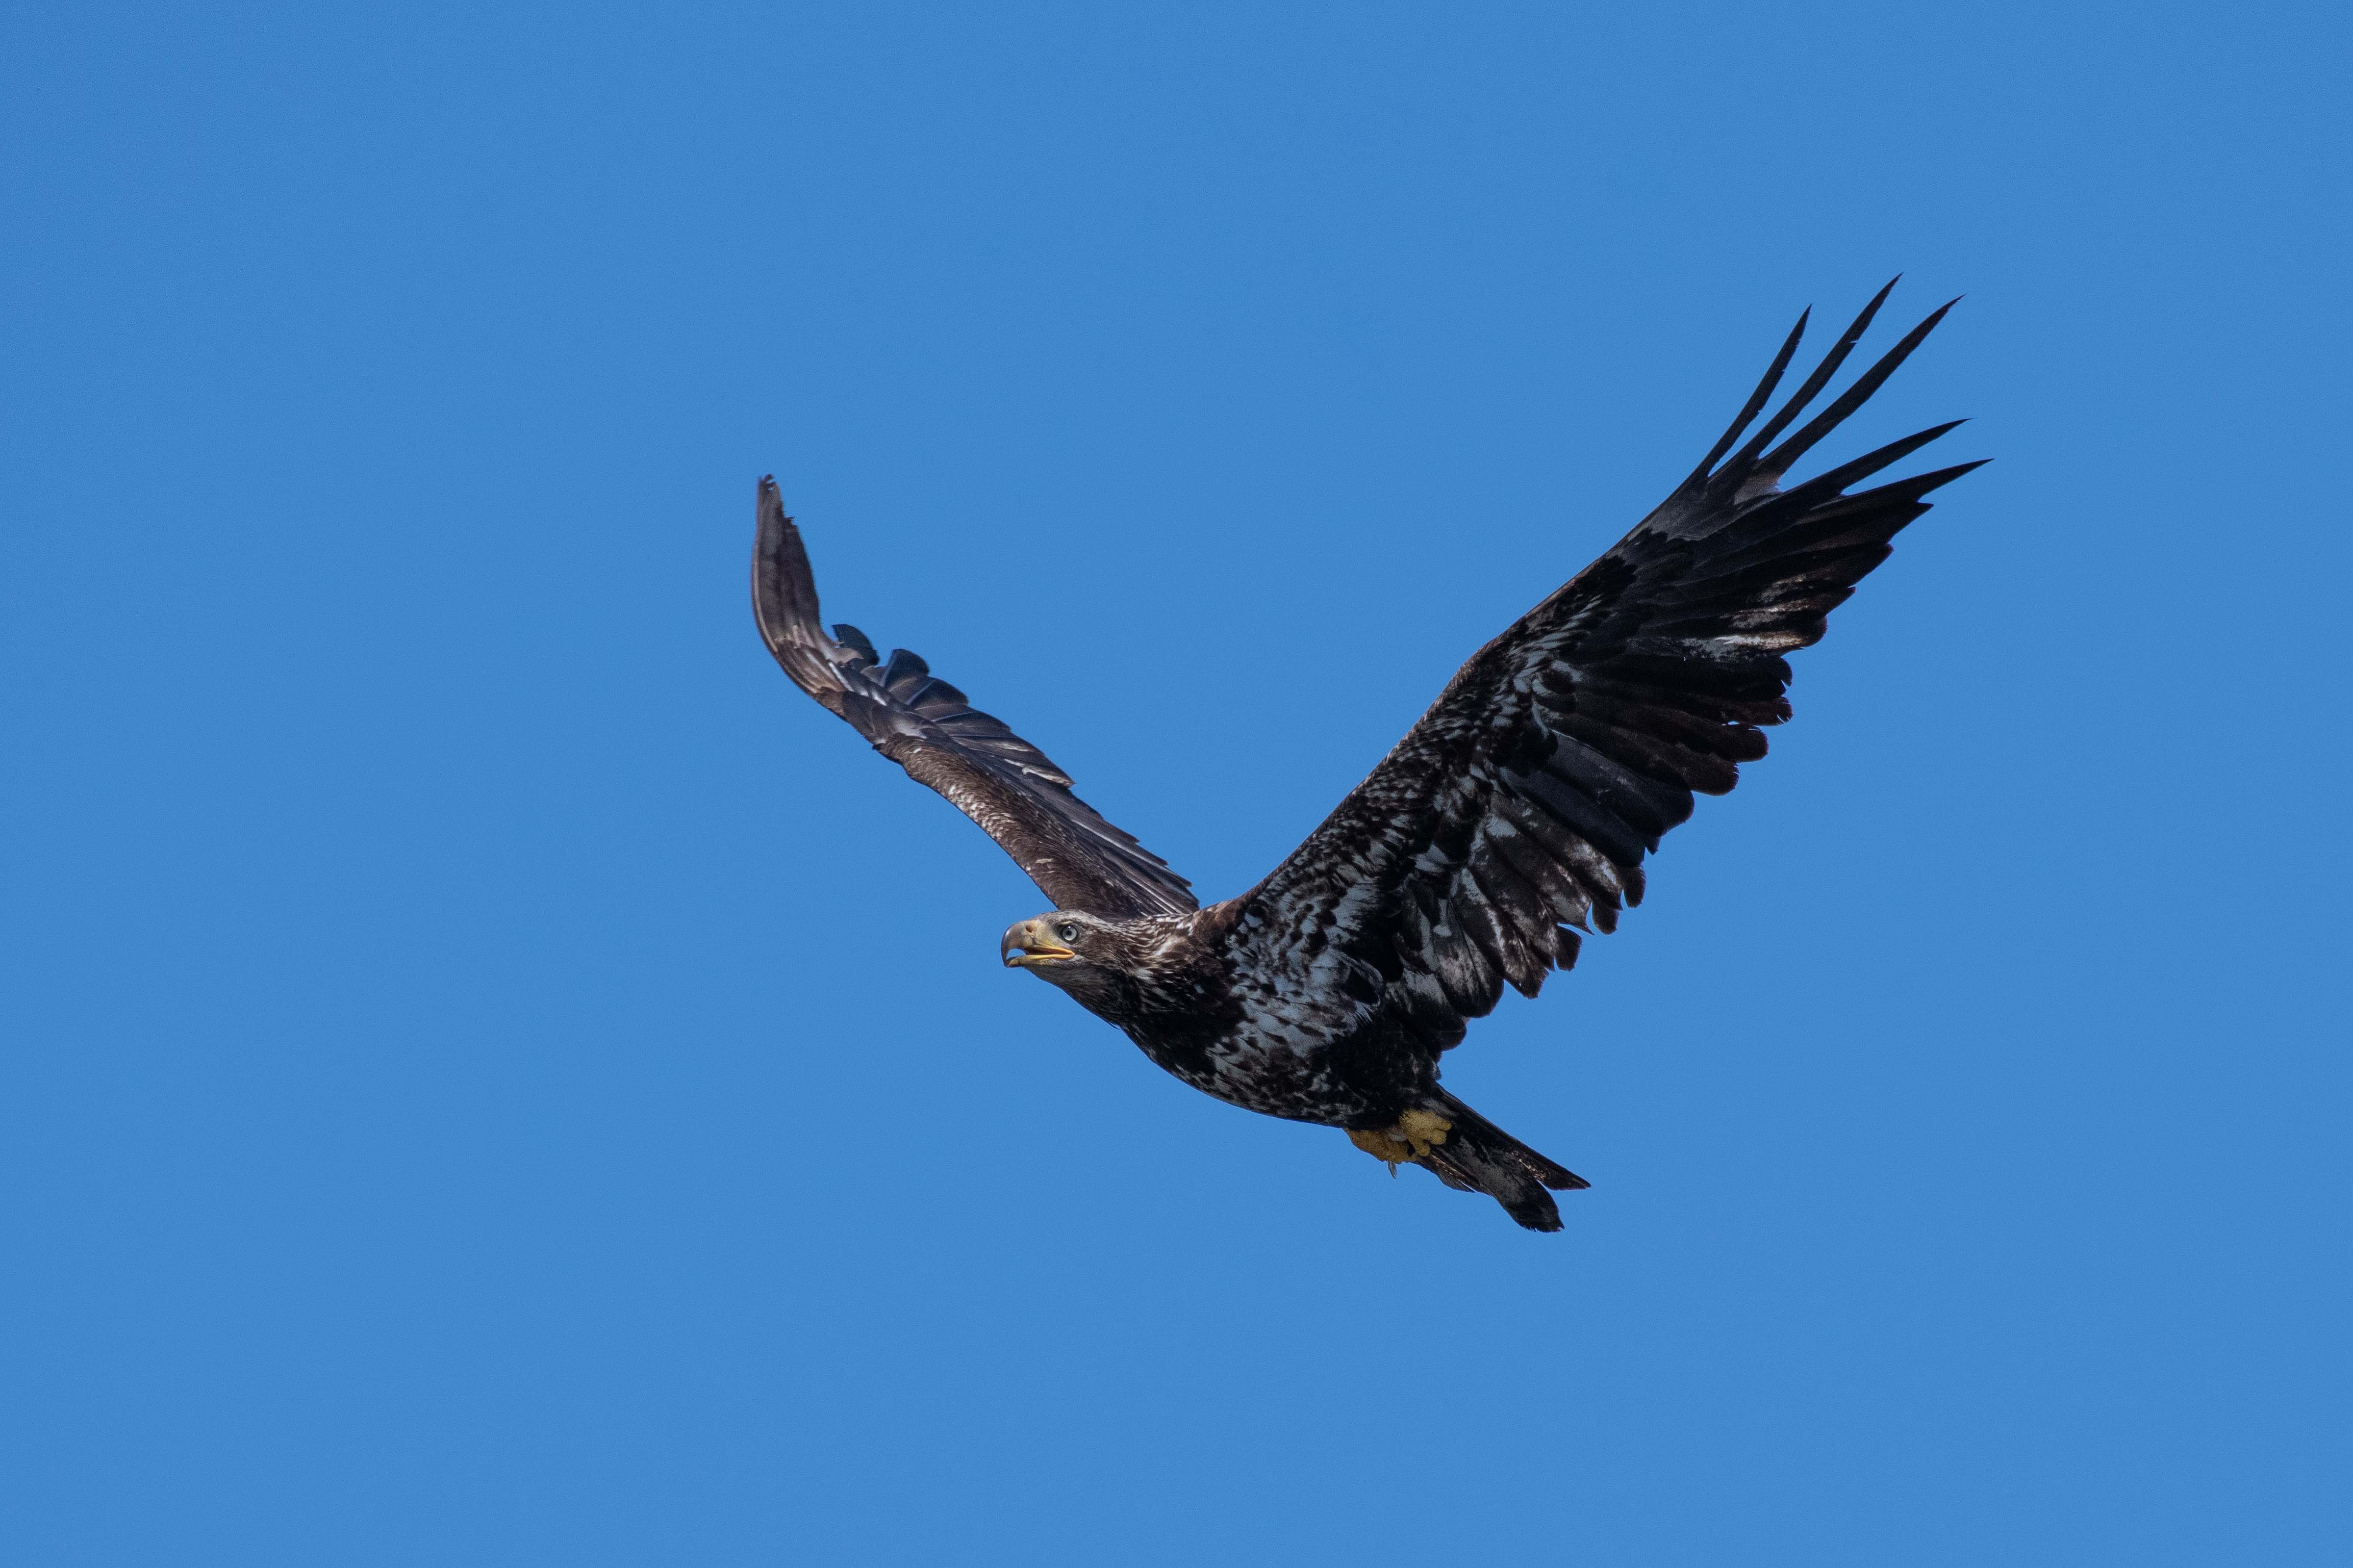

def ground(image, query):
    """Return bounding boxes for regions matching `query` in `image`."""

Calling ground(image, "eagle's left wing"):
[1217,284,1981,1056]
[753,479,1197,919]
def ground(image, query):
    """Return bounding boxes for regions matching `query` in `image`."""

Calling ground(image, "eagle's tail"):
[1418,1091,1588,1232]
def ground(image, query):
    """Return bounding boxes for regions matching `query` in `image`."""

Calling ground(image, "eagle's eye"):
[1055,922,1080,944]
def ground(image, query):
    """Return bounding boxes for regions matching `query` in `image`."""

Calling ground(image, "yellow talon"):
[1398,1108,1452,1156]
[1348,1110,1453,1173]
[1349,1127,1414,1169]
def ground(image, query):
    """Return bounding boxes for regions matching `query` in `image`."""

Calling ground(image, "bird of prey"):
[753,282,1980,1230]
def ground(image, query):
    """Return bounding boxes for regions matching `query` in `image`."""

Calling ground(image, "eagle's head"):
[1001,911,1160,1015]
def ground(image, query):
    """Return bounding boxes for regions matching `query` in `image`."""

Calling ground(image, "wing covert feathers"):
[1223,282,1982,1058]
[751,480,1197,918]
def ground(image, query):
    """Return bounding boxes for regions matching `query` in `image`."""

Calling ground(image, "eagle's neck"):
[1049,912,1220,1029]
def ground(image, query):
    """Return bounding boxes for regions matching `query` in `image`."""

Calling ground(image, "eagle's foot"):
[1347,1109,1453,1174]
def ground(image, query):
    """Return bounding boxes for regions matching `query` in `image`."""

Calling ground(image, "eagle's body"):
[754,284,1981,1230]
[1016,906,1434,1125]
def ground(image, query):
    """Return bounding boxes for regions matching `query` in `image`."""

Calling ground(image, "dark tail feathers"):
[1419,1092,1587,1232]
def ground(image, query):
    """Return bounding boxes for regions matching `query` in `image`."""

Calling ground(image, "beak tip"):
[1000,920,1076,970]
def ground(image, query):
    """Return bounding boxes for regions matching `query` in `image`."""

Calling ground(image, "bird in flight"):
[753,281,1980,1230]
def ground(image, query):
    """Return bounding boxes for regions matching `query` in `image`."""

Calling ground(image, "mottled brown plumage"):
[754,282,1981,1230]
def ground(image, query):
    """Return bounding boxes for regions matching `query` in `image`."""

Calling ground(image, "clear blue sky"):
[3,2,2346,1563]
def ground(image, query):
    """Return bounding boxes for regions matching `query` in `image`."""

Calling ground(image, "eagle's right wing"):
[753,480,1198,920]
[1215,282,1981,1056]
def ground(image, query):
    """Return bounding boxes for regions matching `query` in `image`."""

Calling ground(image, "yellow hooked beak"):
[1001,918,1077,969]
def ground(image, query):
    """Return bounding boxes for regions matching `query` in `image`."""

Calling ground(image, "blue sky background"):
[4,2,2347,1562]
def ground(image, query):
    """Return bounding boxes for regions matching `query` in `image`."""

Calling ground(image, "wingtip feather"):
[1718,279,1903,481]
[1689,307,1811,485]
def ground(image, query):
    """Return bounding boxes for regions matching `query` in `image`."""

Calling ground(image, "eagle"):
[753,282,1981,1231]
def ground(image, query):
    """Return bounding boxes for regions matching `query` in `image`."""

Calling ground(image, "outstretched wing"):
[1218,282,1982,1056]
[751,479,1196,919]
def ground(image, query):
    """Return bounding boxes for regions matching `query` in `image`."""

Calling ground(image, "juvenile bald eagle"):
[754,282,1980,1230]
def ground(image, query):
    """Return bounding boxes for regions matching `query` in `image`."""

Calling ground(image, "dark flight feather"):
[751,480,1196,919]
[1217,287,1983,1081]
